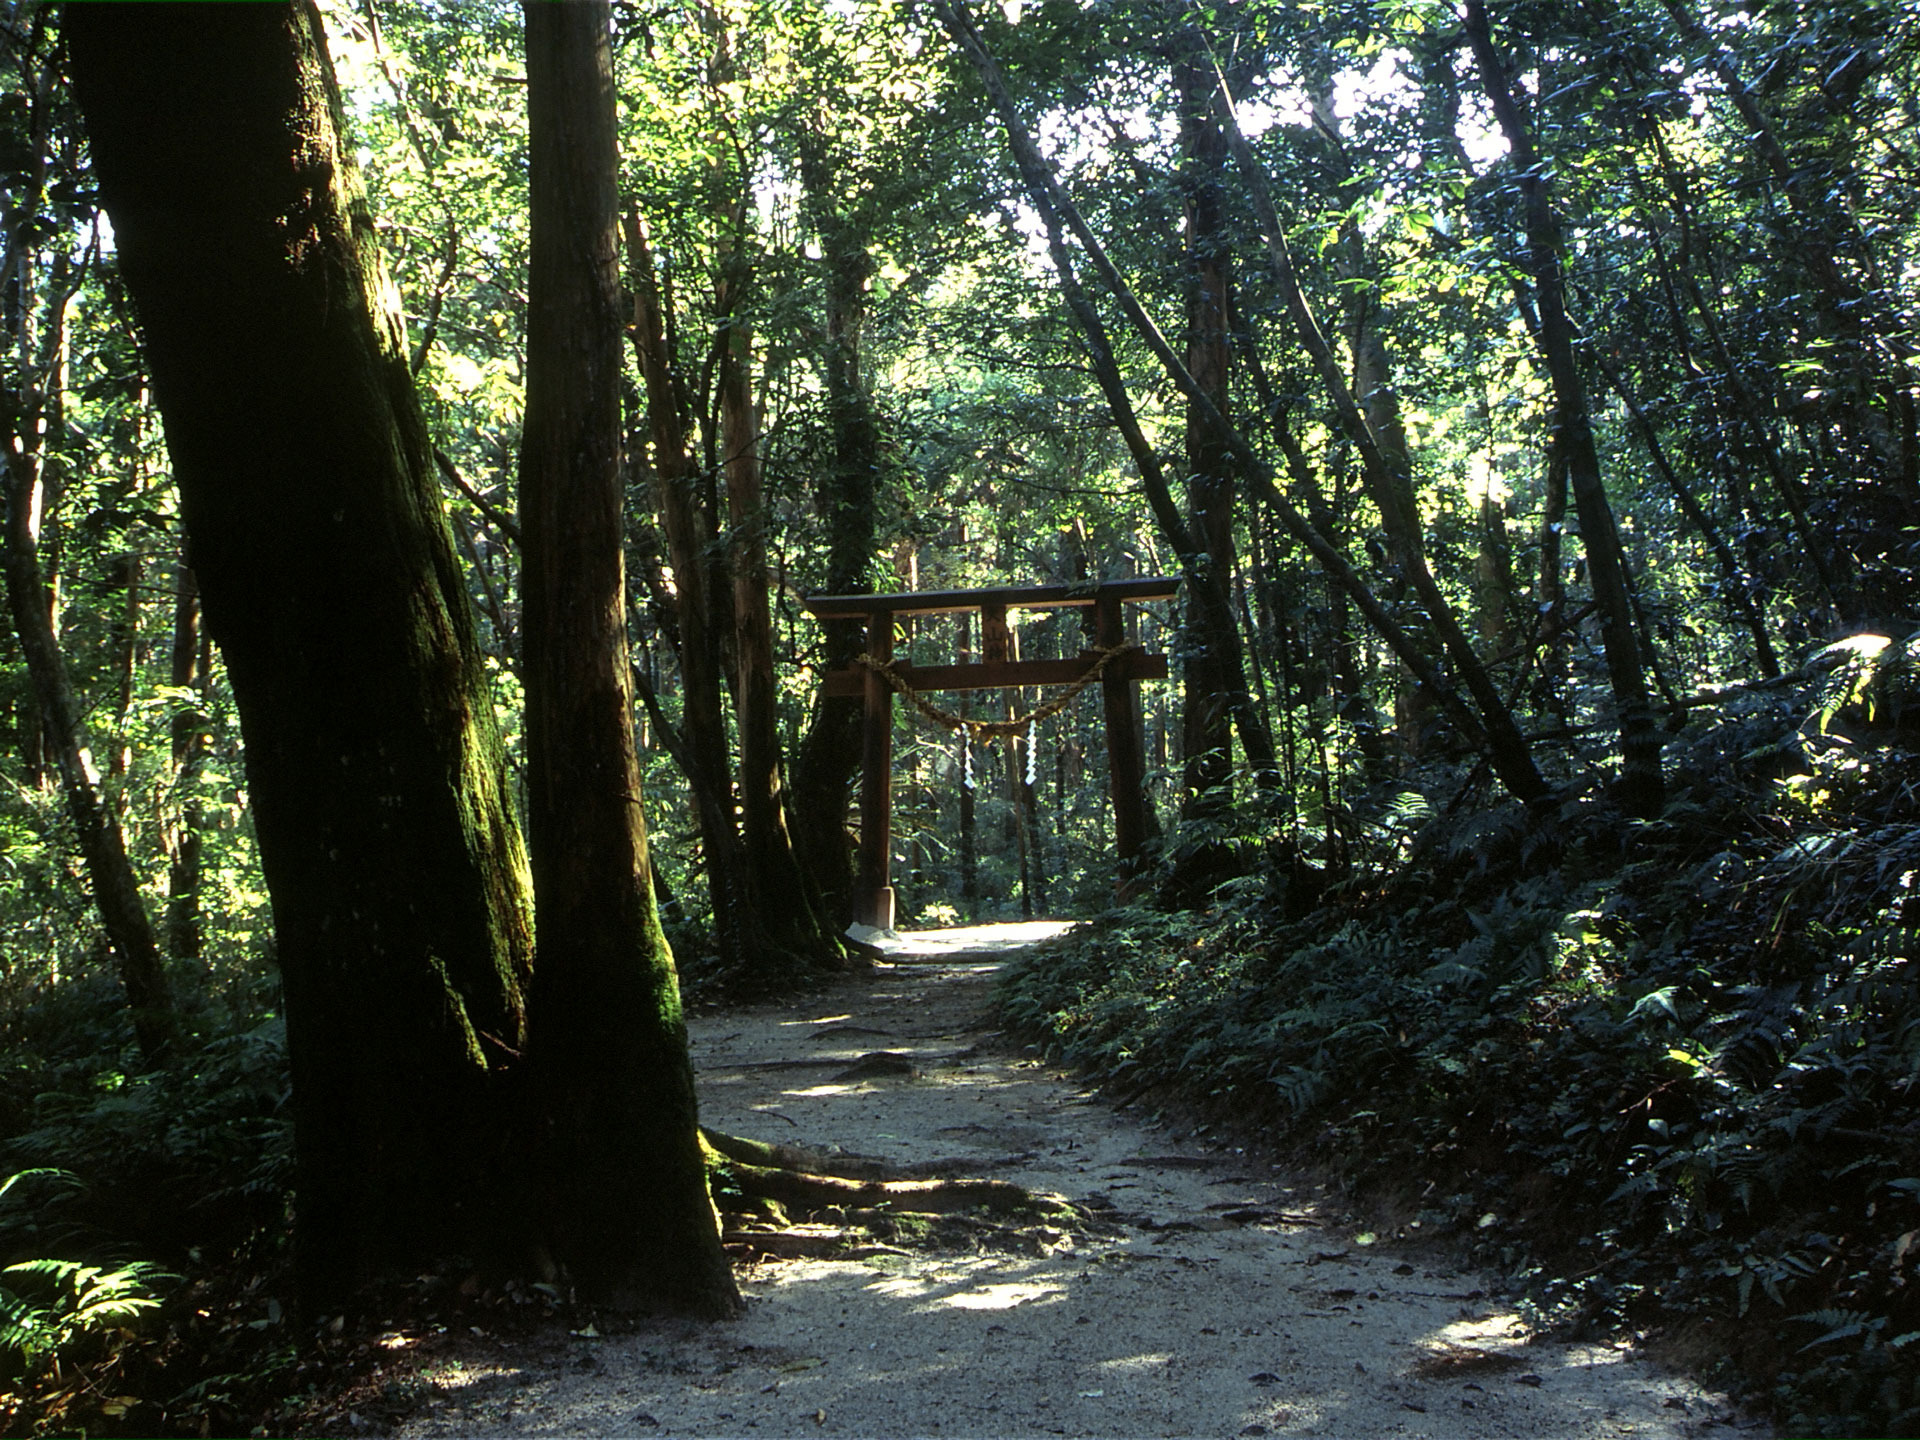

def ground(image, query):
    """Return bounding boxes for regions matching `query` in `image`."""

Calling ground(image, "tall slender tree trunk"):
[955,608,979,916]
[106,552,139,780]
[1204,59,1539,794]
[164,559,207,964]
[954,0,1540,802]
[70,1,534,1298]
[1231,315,1383,767]
[518,0,738,1314]
[1658,0,1915,492]
[715,253,839,966]
[3,446,174,1063]
[1587,342,1780,677]
[627,213,825,984]
[1536,439,1569,706]
[939,4,1297,835]
[1303,72,1447,755]
[1464,0,1664,815]
[787,158,881,925]
[1476,490,1513,655]
[623,213,755,973]
[1174,55,1236,824]
[1642,138,1855,617]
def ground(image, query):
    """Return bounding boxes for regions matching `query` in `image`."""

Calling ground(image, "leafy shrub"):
[0,1168,174,1431]
[0,1255,170,1381]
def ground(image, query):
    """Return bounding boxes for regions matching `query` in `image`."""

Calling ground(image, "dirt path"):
[396,924,1764,1439]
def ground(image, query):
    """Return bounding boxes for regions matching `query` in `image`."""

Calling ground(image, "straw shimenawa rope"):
[852,643,1141,740]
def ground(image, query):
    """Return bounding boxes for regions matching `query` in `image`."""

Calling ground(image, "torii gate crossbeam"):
[804,578,1177,930]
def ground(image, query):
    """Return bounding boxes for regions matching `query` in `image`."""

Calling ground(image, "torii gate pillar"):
[1096,593,1150,884]
[855,609,896,931]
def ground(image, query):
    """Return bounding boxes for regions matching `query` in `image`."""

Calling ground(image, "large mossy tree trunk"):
[518,0,739,1316]
[67,1,534,1299]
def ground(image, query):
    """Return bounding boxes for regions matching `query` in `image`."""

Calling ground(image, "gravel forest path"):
[397,923,1763,1440]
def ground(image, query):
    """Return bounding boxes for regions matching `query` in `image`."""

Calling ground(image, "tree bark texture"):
[519,0,738,1316]
[68,1,533,1297]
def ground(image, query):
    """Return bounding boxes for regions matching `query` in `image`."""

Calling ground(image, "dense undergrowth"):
[1001,657,1920,1438]
[0,984,316,1436]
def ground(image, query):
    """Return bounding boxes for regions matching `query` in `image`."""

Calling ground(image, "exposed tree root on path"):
[699,1126,1082,1258]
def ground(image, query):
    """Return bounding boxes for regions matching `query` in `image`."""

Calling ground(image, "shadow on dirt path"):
[397,922,1767,1439]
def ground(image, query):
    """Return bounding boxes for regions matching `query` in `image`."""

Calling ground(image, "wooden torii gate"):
[804,578,1177,930]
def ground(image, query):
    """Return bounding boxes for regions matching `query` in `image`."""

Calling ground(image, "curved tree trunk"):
[3,445,174,1064]
[69,1,533,1299]
[518,0,739,1315]
[1,48,173,1064]
[1464,0,1664,816]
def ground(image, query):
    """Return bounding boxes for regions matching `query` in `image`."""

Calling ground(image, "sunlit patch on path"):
[848,918,1079,957]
